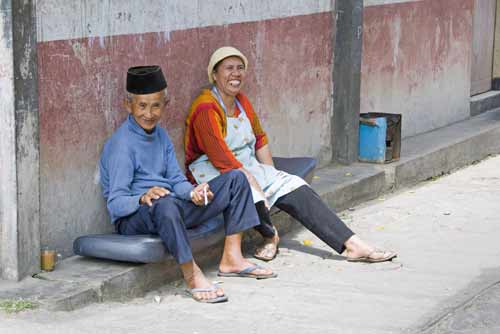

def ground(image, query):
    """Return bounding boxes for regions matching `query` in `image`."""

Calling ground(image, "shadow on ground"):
[411,266,500,334]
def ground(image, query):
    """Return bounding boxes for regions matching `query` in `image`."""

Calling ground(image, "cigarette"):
[203,186,208,205]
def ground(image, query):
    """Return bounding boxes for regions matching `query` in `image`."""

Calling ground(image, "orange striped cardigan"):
[184,88,268,184]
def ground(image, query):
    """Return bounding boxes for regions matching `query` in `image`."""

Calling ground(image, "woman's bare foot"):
[254,230,280,261]
[343,235,397,263]
[180,261,226,302]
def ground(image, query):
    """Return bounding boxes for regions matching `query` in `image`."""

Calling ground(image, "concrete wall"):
[493,0,500,78]
[12,0,41,281]
[0,0,17,279]
[0,0,40,280]
[361,0,474,137]
[331,0,363,165]
[1,0,478,273]
[36,0,335,257]
[470,0,496,95]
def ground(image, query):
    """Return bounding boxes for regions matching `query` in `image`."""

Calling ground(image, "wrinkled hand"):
[238,167,269,209]
[263,198,270,210]
[140,186,170,206]
[191,182,214,206]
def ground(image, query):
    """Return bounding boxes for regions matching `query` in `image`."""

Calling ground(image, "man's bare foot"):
[181,261,225,302]
[219,233,277,279]
[219,258,277,279]
[254,230,280,261]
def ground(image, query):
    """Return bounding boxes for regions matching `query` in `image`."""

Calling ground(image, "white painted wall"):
[364,0,424,7]
[36,0,332,42]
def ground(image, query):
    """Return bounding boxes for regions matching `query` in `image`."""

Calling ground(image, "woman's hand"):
[238,167,270,209]
[140,186,170,206]
[255,144,274,166]
[191,182,214,206]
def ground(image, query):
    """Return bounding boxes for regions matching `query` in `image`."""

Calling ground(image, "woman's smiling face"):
[212,56,246,98]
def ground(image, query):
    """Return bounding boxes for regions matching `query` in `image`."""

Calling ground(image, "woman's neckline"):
[211,86,242,118]
[226,103,237,117]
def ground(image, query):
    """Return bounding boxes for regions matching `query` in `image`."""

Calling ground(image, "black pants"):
[254,185,354,254]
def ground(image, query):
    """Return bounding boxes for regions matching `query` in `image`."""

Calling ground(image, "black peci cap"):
[126,65,167,94]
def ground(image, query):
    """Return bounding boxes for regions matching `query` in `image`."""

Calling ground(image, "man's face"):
[125,90,168,132]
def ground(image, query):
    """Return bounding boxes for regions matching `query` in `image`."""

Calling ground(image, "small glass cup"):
[40,249,61,271]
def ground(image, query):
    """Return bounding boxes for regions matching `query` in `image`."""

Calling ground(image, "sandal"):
[347,249,397,263]
[218,264,277,279]
[254,242,279,261]
[186,284,228,303]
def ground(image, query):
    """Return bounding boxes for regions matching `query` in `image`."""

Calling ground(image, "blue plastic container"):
[359,117,387,163]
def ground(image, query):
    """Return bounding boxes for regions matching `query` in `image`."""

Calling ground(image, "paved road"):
[1,155,500,334]
[422,278,500,334]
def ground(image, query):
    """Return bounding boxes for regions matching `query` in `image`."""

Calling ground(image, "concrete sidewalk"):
[1,108,500,313]
[1,134,500,334]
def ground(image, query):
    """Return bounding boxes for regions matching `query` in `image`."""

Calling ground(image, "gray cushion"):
[273,157,317,183]
[74,215,224,263]
[73,157,317,263]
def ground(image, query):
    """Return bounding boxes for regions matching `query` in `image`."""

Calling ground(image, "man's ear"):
[124,98,132,114]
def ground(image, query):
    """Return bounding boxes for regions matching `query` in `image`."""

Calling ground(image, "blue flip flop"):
[218,264,277,279]
[186,284,228,303]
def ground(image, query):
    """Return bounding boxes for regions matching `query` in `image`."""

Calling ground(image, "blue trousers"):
[116,170,260,264]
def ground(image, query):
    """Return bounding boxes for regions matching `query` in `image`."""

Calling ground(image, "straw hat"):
[207,46,248,84]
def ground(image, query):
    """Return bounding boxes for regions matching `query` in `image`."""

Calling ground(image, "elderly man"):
[99,66,276,304]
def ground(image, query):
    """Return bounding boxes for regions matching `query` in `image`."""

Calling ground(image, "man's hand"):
[140,186,170,206]
[191,182,214,206]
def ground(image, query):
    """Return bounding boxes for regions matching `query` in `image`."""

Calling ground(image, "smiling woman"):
[212,57,246,106]
[207,47,249,109]
[184,46,398,263]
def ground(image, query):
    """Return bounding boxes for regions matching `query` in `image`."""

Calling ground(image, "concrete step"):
[1,109,500,311]
[470,90,500,116]
[378,108,500,188]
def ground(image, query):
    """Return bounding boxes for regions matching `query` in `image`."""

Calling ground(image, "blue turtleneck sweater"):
[99,115,194,223]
